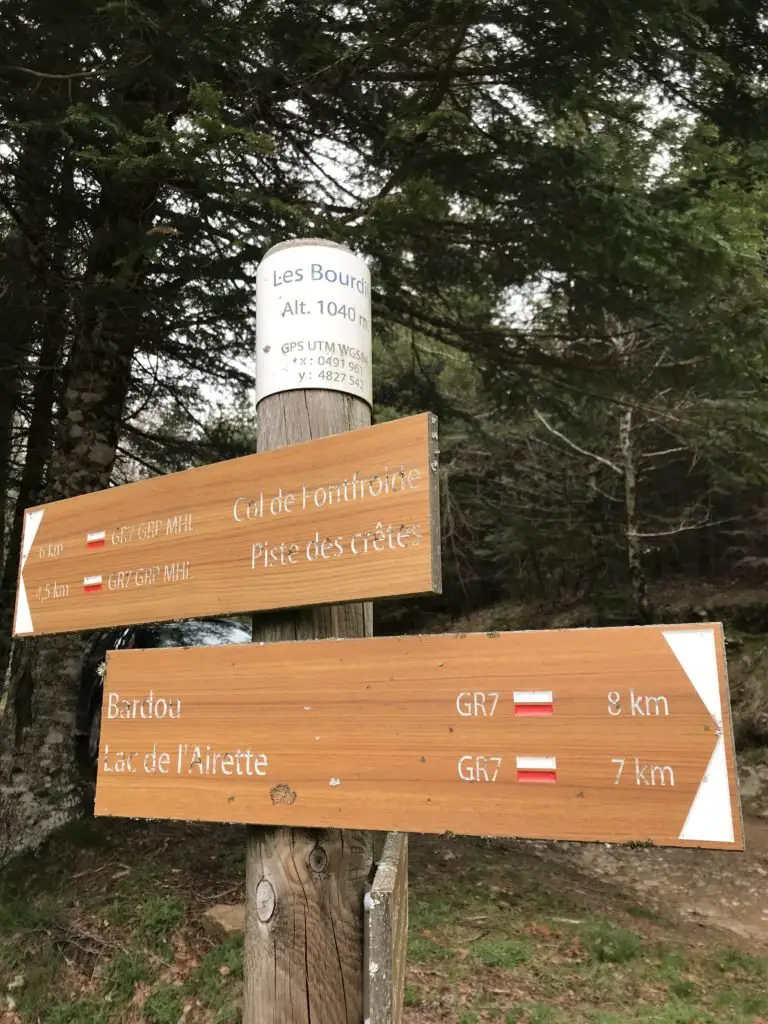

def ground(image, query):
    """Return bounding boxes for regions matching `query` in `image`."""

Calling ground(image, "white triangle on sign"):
[662,628,734,844]
[13,509,45,636]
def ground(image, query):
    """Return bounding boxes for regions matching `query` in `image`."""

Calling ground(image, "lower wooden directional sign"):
[94,623,744,850]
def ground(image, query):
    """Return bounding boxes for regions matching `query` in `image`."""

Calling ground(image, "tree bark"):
[0,328,25,579]
[244,386,374,1022]
[0,154,73,690]
[0,177,158,865]
[0,313,63,693]
[0,133,56,584]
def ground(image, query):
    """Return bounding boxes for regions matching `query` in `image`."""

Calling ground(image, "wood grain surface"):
[94,623,743,851]
[242,380,375,1023]
[365,832,409,1024]
[13,412,440,637]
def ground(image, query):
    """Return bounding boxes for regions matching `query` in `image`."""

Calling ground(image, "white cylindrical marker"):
[255,239,372,405]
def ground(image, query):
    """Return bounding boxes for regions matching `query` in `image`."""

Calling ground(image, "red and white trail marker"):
[86,530,106,549]
[513,690,554,717]
[516,755,557,784]
[83,574,103,594]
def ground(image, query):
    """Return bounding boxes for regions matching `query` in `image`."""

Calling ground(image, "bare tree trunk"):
[620,409,653,623]
[584,463,609,603]
[0,336,24,576]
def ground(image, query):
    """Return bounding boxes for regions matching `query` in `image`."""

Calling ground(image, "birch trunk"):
[619,409,653,623]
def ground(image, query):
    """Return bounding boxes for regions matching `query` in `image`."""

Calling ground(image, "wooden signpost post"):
[12,412,440,638]
[94,623,743,850]
[243,238,383,1024]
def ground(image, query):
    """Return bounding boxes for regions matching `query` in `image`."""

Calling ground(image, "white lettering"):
[106,692,182,721]
[631,690,669,716]
[144,745,171,774]
[455,692,499,717]
[176,744,268,777]
[102,745,137,774]
[163,561,191,583]
[458,755,502,782]
[251,541,300,569]
[651,764,675,786]
[137,519,162,541]
[165,512,193,536]
[634,758,675,786]
[610,690,670,717]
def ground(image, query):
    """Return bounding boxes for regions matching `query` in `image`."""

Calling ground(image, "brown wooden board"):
[13,413,440,638]
[94,624,743,850]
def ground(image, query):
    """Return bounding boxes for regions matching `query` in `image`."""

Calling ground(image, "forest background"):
[1,0,768,862]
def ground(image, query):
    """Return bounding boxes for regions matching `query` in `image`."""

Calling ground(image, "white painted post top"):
[255,238,373,406]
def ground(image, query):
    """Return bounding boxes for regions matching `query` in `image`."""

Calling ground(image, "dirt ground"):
[538,816,768,947]
[1,813,767,1023]
[465,810,768,949]
[404,814,768,1022]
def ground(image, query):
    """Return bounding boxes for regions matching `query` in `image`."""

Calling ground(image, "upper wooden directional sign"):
[94,623,743,850]
[13,414,440,637]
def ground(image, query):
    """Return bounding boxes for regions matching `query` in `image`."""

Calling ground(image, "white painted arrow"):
[662,628,735,844]
[13,509,45,636]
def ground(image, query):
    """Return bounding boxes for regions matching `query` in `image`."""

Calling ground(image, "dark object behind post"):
[244,238,374,1022]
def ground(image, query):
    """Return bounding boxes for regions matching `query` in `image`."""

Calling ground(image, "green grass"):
[502,1005,566,1024]
[404,836,768,1024]
[579,921,644,964]
[102,948,152,1002]
[408,933,454,963]
[186,934,243,1022]
[137,893,186,951]
[1,819,768,1024]
[627,904,665,924]
[142,984,185,1024]
[44,1000,111,1024]
[403,982,423,1006]
[469,938,531,968]
[712,946,768,978]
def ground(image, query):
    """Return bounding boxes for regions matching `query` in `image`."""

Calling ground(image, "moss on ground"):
[0,819,766,1023]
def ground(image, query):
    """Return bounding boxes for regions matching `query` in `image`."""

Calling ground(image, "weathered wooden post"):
[364,832,409,1023]
[244,237,375,1023]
